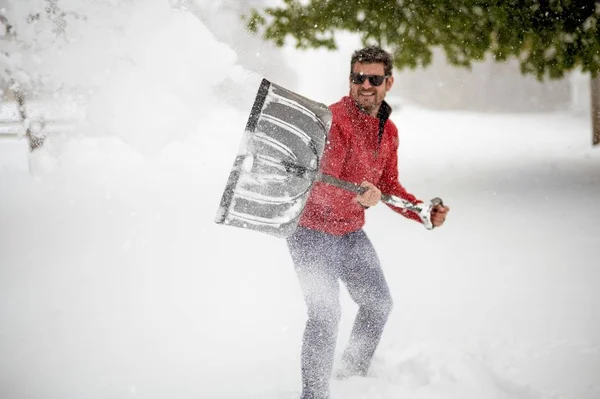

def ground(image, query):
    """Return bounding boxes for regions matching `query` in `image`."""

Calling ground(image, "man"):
[286,46,450,399]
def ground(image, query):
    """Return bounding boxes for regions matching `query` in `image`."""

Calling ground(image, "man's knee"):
[367,294,393,320]
[379,295,393,317]
[306,298,342,332]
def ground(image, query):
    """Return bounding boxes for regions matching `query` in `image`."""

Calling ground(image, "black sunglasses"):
[350,73,390,87]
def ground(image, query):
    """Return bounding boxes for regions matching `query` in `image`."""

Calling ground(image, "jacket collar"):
[376,100,392,124]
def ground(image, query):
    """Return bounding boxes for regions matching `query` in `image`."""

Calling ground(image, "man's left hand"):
[431,203,450,227]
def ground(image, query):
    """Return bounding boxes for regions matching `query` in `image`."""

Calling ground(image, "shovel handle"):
[431,197,444,208]
[319,174,443,230]
[382,195,444,230]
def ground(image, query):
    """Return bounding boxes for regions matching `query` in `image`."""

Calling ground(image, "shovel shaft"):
[318,173,442,230]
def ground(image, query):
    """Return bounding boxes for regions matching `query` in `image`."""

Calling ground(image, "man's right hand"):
[356,181,381,208]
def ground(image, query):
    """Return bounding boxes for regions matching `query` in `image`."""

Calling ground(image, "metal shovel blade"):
[215,79,332,238]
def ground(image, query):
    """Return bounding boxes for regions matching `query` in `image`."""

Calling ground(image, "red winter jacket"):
[298,96,422,235]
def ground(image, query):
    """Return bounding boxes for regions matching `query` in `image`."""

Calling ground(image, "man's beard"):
[355,95,380,115]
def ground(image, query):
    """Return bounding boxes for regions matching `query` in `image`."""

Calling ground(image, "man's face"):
[349,62,394,117]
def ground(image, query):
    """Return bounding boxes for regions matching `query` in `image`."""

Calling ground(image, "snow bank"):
[333,344,541,399]
[4,0,260,164]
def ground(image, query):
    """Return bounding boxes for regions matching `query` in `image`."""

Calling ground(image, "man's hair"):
[350,46,393,76]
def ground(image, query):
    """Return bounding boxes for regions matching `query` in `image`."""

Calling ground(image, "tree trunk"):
[592,75,600,146]
[14,90,44,151]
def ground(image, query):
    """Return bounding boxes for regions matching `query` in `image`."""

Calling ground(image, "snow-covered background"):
[1,1,599,399]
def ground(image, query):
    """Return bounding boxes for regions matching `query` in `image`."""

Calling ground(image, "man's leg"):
[287,227,343,399]
[338,229,393,377]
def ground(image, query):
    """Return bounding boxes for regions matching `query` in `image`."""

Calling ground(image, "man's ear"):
[386,75,394,91]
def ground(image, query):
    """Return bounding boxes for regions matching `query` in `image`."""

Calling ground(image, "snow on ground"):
[1,1,599,399]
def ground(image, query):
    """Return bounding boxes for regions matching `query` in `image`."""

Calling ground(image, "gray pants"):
[287,227,393,399]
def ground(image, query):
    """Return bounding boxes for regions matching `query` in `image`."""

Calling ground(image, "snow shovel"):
[215,79,443,238]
